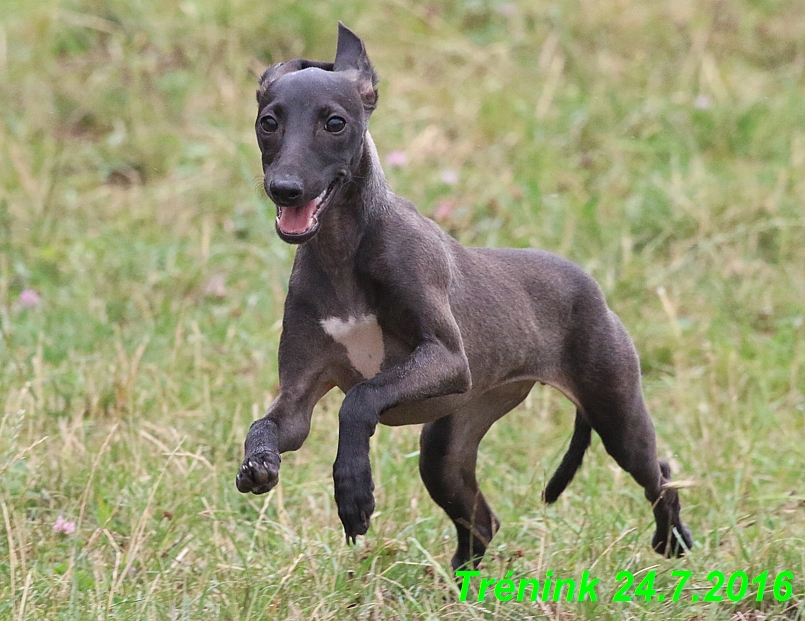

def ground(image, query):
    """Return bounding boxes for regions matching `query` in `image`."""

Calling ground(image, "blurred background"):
[1,0,803,619]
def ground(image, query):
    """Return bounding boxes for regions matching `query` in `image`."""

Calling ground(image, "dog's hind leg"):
[571,328,693,556]
[585,391,693,557]
[419,381,534,570]
[420,415,495,571]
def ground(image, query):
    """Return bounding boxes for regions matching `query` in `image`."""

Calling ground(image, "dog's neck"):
[355,131,390,214]
[300,131,391,267]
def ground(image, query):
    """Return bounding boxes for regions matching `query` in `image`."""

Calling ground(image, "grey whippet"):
[236,23,693,569]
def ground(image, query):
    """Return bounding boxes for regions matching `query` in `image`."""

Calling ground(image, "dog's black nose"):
[269,178,304,204]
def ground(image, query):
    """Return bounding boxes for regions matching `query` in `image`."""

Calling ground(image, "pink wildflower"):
[52,515,76,535]
[19,289,40,308]
[434,199,457,222]
[385,150,408,168]
[204,275,226,300]
[497,3,518,17]
[440,169,459,185]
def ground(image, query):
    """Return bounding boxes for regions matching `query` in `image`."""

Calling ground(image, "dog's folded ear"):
[256,24,378,114]
[333,22,379,115]
[257,59,334,102]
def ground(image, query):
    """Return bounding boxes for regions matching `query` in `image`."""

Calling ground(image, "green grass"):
[1,0,804,618]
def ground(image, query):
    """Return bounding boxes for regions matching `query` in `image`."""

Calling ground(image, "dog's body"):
[236,24,692,569]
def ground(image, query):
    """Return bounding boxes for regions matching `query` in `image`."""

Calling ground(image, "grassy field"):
[1,0,804,618]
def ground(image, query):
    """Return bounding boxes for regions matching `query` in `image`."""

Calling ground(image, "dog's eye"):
[324,116,346,133]
[260,116,278,133]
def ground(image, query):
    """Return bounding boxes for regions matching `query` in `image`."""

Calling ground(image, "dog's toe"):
[236,451,280,494]
[652,524,693,558]
[333,461,375,543]
[339,498,374,544]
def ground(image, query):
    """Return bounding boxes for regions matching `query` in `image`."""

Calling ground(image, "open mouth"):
[274,181,337,242]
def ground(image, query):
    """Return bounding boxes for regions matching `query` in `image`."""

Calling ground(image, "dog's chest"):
[320,314,384,379]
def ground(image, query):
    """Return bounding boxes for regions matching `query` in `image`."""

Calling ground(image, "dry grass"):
[1,0,804,618]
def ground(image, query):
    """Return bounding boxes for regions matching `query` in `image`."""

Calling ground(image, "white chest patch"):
[321,314,384,379]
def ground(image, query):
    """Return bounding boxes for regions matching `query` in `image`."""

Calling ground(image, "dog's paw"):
[652,523,693,558]
[236,451,280,494]
[333,461,375,544]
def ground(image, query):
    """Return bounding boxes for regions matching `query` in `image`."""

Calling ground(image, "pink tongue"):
[278,199,317,235]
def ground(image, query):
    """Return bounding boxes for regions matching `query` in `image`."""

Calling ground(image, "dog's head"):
[255,23,378,244]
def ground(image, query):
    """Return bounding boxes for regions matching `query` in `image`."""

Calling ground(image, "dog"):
[235,23,692,570]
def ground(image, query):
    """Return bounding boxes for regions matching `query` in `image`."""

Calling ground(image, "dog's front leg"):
[236,388,321,495]
[333,300,471,542]
[236,308,333,495]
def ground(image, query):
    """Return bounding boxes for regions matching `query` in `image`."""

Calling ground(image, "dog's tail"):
[542,411,592,504]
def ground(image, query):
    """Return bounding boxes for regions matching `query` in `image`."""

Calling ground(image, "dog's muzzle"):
[273,180,338,243]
